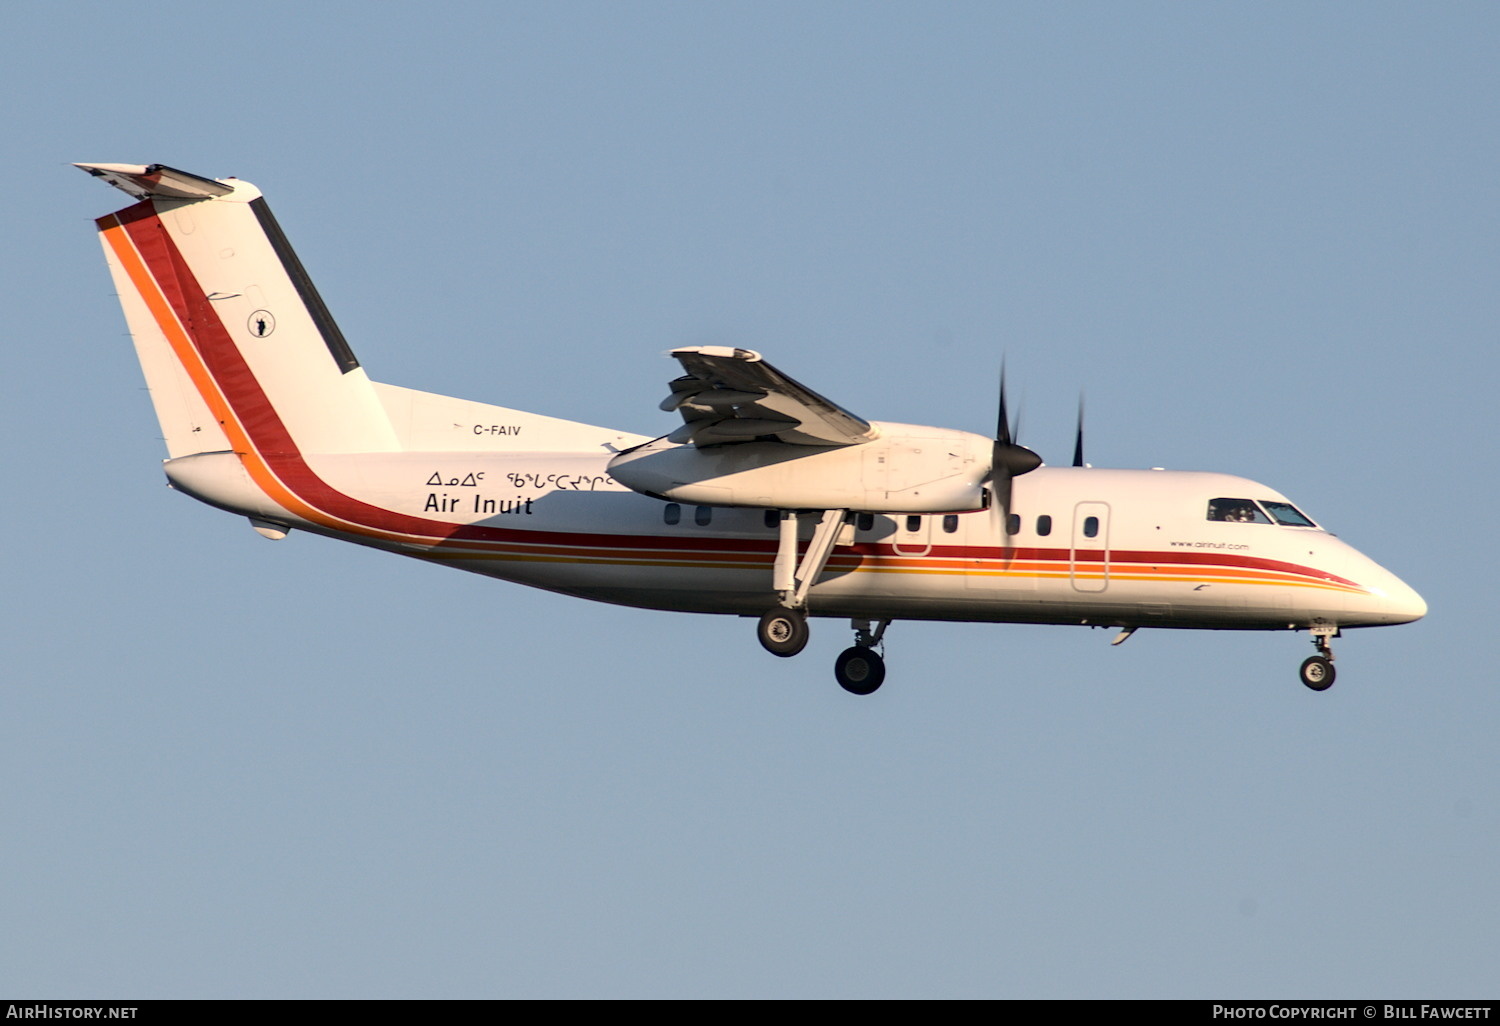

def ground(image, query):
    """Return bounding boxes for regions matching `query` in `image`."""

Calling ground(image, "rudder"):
[82,163,400,460]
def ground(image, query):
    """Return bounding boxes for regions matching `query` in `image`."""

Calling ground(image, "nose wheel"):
[1299,622,1338,691]
[1299,656,1335,691]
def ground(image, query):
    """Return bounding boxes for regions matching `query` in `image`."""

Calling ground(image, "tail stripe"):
[95,202,1373,596]
[102,207,426,543]
[249,198,360,374]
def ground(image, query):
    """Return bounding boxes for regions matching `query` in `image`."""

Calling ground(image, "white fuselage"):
[165,447,1427,634]
[81,163,1425,660]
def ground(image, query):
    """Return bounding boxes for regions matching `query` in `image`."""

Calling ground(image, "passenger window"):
[664,503,681,526]
[1036,515,1052,537]
[764,510,778,529]
[695,506,713,526]
[905,515,922,533]
[1083,516,1099,538]
[856,513,875,532]
[1005,513,1020,536]
[942,514,959,534]
[1206,498,1270,524]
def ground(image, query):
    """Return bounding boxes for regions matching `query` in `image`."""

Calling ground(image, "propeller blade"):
[996,367,1014,447]
[991,365,1041,478]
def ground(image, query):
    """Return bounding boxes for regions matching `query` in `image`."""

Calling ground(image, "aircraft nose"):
[1378,572,1427,625]
[1391,581,1428,623]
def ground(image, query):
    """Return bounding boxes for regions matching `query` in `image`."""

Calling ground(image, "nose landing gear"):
[1299,621,1338,691]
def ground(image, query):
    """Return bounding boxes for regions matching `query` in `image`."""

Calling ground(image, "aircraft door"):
[1070,502,1110,593]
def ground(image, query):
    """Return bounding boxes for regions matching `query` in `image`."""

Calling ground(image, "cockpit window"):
[1261,500,1317,528]
[1206,498,1270,524]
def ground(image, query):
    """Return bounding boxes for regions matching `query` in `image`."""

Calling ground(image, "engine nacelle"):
[607,421,993,512]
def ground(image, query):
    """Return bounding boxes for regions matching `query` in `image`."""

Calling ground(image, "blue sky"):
[3,0,1496,998]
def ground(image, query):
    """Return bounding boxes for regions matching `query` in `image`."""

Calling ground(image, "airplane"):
[77,161,1427,696]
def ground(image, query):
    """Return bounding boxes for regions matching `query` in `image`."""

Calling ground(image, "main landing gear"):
[1298,621,1338,692]
[757,608,809,658]
[757,609,892,696]
[756,508,890,694]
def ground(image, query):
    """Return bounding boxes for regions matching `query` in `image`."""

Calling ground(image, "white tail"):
[82,163,401,458]
[82,163,634,462]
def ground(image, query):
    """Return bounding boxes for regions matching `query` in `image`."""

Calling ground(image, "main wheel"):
[1300,655,1335,691]
[758,608,809,657]
[835,646,886,695]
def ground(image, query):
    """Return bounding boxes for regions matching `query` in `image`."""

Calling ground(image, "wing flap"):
[664,347,876,447]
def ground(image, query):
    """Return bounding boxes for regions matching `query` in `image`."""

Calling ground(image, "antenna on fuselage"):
[1072,394,1086,468]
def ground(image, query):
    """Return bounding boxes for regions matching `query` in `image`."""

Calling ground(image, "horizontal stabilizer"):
[74,162,234,200]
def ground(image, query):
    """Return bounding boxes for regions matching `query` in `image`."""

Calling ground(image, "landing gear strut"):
[756,510,896,694]
[756,508,847,660]
[1299,621,1338,691]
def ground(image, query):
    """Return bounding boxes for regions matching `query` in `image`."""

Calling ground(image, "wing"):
[658,347,877,447]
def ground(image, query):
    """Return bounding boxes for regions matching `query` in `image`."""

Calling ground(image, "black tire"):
[835,646,886,695]
[1300,655,1335,691]
[758,608,809,657]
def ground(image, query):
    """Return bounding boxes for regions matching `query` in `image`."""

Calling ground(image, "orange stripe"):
[101,216,424,545]
[100,214,1369,601]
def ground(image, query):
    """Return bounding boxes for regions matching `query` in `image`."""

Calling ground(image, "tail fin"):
[80,163,400,458]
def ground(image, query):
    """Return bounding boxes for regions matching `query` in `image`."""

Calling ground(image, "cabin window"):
[664,503,681,526]
[1261,500,1317,527]
[1083,515,1100,538]
[1207,498,1270,524]
[695,506,713,526]
[856,513,875,532]
[942,514,959,534]
[1036,515,1052,537]
[905,515,922,533]
[764,510,778,529]
[1005,513,1020,536]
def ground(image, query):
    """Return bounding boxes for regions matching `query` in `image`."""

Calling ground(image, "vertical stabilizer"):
[82,163,400,458]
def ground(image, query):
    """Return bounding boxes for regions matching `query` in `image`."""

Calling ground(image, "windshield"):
[1206,497,1319,528]
[1261,500,1317,527]
[1206,498,1270,524]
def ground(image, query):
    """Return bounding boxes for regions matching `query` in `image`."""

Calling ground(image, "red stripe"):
[113,202,1364,591]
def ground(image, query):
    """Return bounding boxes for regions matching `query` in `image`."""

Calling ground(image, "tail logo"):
[248,310,276,338]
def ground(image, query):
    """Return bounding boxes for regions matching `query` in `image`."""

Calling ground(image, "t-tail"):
[81,162,631,534]
[80,162,403,460]
[83,158,633,537]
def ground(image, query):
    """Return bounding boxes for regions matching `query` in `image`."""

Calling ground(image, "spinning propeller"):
[989,368,1042,481]
[984,372,1089,519]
